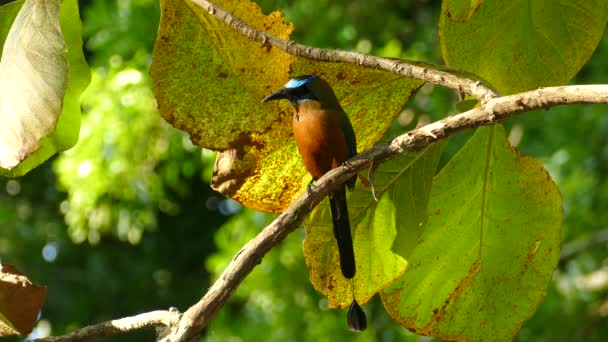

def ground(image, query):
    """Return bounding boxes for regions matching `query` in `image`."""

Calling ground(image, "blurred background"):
[1,0,607,340]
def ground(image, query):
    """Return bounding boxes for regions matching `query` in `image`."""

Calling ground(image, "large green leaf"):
[437,3,581,337]
[440,0,608,94]
[304,144,443,308]
[0,0,90,177]
[151,0,423,213]
[382,126,562,341]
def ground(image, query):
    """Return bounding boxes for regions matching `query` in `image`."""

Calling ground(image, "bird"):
[263,75,367,331]
[262,75,358,279]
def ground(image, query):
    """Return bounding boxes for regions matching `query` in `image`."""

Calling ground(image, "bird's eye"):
[289,86,309,98]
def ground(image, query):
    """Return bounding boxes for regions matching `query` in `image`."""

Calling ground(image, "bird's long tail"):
[329,186,356,279]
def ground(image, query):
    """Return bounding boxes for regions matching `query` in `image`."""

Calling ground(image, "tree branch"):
[32,309,180,342]
[190,0,500,104]
[171,84,608,342]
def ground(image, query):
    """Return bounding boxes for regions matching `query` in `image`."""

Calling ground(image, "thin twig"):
[33,309,180,342]
[171,84,608,342]
[368,159,379,202]
[190,0,500,104]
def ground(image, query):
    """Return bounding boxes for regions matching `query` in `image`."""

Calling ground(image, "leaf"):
[0,1,23,51]
[0,264,47,337]
[0,0,90,176]
[440,0,608,94]
[304,144,443,308]
[151,0,424,213]
[381,126,562,341]
[0,0,66,169]
[454,98,478,113]
[437,4,579,337]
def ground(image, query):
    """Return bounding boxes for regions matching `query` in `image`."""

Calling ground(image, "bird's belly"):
[292,111,348,179]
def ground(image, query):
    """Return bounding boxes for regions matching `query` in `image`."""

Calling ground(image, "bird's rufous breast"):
[292,101,349,180]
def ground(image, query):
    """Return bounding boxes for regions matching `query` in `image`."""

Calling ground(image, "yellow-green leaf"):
[305,144,443,308]
[382,126,562,341]
[0,0,90,176]
[151,0,423,212]
[440,0,608,94]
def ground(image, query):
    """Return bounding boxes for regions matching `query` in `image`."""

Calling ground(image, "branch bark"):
[190,0,500,104]
[33,310,180,342]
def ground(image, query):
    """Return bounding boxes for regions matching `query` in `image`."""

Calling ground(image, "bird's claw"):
[342,159,354,170]
[307,179,315,196]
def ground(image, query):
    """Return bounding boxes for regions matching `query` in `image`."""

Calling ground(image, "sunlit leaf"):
[382,126,562,341]
[440,0,608,94]
[0,0,90,176]
[151,0,423,212]
[305,144,443,308]
[454,98,478,113]
[0,1,23,51]
[0,264,47,337]
[0,0,67,169]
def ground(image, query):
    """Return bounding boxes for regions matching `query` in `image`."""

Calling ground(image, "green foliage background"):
[1,0,607,341]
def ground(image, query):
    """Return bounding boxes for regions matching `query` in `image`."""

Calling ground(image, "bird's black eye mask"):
[261,75,320,105]
[285,85,319,105]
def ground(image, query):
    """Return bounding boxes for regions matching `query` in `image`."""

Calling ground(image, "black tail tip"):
[347,299,367,331]
[341,262,356,279]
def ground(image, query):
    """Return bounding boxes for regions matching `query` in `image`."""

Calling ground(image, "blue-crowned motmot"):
[263,75,367,331]
[263,75,357,279]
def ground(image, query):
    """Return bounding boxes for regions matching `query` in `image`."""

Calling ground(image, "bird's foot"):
[341,160,358,192]
[342,159,355,170]
[307,179,316,196]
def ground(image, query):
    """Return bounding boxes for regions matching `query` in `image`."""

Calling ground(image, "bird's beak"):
[262,89,288,103]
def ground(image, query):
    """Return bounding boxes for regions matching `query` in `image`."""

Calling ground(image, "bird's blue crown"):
[284,75,317,89]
